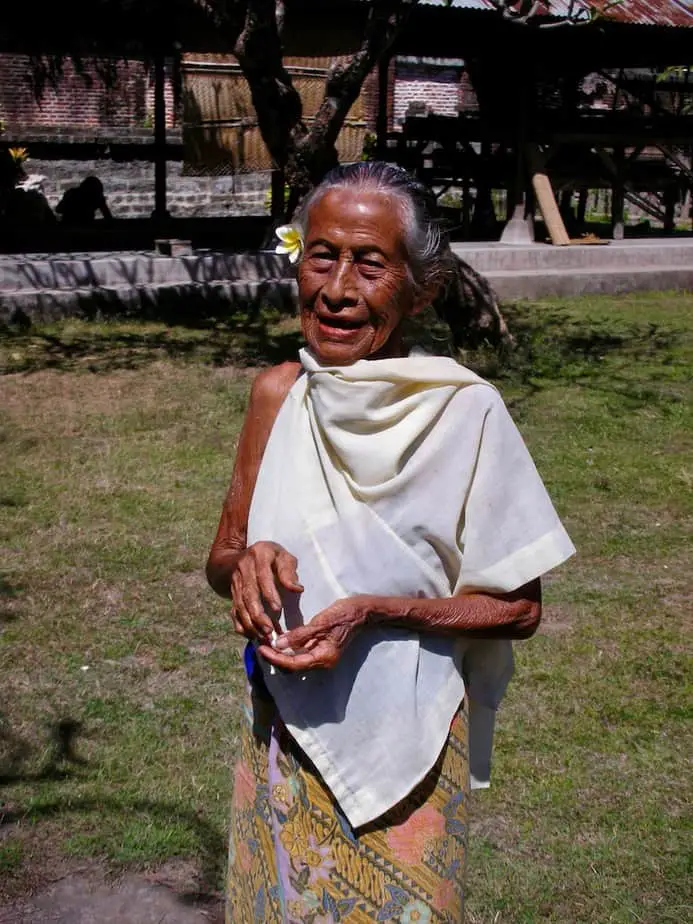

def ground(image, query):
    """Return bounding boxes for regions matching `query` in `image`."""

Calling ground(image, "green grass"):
[1,292,692,921]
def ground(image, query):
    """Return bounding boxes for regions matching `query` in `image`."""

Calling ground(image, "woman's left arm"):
[258,579,541,672]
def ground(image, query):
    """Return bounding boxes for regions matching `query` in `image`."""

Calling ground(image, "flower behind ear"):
[275,225,304,264]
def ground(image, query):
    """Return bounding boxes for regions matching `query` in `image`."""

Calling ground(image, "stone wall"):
[26,160,270,219]
[393,60,464,127]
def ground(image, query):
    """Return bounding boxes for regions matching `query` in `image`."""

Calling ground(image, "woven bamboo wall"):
[182,54,368,173]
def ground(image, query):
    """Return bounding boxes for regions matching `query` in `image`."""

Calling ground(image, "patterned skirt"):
[227,684,469,924]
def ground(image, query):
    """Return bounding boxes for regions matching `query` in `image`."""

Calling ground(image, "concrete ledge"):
[2,238,692,324]
[453,239,693,273]
[486,266,693,300]
[0,279,298,325]
[0,251,290,293]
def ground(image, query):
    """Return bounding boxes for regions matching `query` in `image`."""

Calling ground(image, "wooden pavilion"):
[376,0,693,242]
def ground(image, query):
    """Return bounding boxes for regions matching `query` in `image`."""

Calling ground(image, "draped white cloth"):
[247,347,575,828]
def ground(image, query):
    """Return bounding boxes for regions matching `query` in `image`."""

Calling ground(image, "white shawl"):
[247,348,575,828]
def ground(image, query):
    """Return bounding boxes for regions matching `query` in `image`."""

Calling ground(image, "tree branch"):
[306,1,413,156]
[233,0,303,168]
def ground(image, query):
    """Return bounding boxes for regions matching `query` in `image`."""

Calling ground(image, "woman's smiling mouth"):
[317,315,367,332]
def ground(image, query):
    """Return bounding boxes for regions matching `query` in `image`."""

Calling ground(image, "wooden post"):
[611,147,625,241]
[664,186,677,234]
[152,53,169,221]
[376,54,391,159]
[577,188,588,228]
[473,141,498,239]
[500,149,533,243]
[526,143,570,246]
[462,172,471,240]
[500,72,533,244]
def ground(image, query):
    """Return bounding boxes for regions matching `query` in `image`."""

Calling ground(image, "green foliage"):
[438,189,462,209]
[360,131,378,162]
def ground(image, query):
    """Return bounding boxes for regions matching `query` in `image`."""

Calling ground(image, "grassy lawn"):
[1,293,691,921]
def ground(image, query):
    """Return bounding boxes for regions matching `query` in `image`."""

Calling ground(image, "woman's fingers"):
[232,560,271,640]
[257,640,336,672]
[273,624,319,651]
[229,542,303,640]
[230,593,256,639]
[231,608,247,637]
[255,552,283,613]
[275,551,304,593]
[241,585,275,639]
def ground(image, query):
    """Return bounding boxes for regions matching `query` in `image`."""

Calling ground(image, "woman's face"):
[298,186,421,366]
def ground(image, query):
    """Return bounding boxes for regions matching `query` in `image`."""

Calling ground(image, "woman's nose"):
[321,259,357,309]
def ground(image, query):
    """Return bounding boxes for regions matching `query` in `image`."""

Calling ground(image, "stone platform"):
[0,250,296,324]
[1,238,691,324]
[452,238,693,299]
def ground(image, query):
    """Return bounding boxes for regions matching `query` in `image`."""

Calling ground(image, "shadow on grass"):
[0,576,21,624]
[465,303,689,412]
[1,301,689,409]
[0,717,225,900]
[1,311,304,374]
[0,715,86,786]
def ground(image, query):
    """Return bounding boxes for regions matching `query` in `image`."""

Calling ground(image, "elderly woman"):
[207,162,574,923]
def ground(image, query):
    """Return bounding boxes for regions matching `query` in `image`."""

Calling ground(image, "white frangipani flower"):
[275,224,304,263]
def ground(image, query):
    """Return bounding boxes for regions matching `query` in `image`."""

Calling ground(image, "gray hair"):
[294,161,454,301]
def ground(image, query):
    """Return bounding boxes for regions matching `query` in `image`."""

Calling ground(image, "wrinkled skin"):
[298,187,428,366]
[206,186,541,671]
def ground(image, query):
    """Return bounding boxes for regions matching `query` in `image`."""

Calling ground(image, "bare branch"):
[306,1,412,155]
[233,0,303,167]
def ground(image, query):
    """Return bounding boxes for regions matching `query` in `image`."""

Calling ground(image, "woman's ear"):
[411,283,438,316]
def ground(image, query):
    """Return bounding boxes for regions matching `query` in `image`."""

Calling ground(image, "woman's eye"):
[310,251,335,261]
[358,258,384,272]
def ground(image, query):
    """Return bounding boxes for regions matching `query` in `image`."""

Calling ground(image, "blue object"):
[243,641,271,698]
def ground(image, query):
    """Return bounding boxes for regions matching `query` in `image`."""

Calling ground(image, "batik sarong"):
[227,686,469,924]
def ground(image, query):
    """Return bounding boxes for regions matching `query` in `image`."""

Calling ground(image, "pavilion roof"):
[416,0,693,27]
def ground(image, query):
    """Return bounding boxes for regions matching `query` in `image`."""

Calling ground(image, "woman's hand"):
[257,595,372,672]
[231,541,303,642]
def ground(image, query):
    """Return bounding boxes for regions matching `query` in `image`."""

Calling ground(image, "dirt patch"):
[0,858,223,924]
[469,807,521,853]
[536,603,574,637]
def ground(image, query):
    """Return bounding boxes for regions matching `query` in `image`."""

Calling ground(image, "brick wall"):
[459,71,479,113]
[393,61,463,127]
[362,70,379,132]
[0,54,177,132]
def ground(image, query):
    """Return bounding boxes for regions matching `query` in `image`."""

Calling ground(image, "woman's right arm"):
[206,361,302,640]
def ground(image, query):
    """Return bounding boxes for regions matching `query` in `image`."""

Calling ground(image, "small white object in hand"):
[267,629,296,675]
[269,630,279,675]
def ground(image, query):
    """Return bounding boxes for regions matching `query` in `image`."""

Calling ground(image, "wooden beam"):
[596,146,667,227]
[526,143,570,246]
[656,145,693,186]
